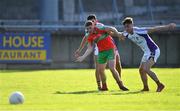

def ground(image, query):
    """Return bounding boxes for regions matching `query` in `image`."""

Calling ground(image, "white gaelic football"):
[9,91,24,104]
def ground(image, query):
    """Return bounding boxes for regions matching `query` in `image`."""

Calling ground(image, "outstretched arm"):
[104,26,119,37]
[147,23,176,34]
[74,36,87,58]
[76,43,93,62]
[103,26,125,40]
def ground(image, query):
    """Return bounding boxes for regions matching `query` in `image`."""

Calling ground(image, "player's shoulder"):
[87,33,96,43]
[96,22,104,26]
[133,26,146,31]
[133,26,148,34]
[96,22,105,30]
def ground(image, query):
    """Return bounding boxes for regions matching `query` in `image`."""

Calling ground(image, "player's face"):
[91,19,97,25]
[124,23,133,34]
[86,24,95,34]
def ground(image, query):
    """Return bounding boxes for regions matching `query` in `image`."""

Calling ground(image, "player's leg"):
[108,59,128,91]
[139,62,149,91]
[143,49,165,92]
[97,51,108,91]
[107,49,128,91]
[143,59,164,92]
[94,45,102,90]
[115,51,122,78]
[98,63,108,91]
[94,55,101,90]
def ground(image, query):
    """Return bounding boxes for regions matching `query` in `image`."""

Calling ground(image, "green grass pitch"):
[0,68,180,111]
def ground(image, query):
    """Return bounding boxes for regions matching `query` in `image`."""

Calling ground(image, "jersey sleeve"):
[96,23,104,29]
[95,25,107,34]
[96,24,106,30]
[122,31,128,38]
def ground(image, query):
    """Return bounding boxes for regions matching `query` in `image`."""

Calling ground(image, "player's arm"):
[103,26,125,40]
[118,32,126,41]
[104,26,126,41]
[104,26,119,37]
[74,36,87,58]
[147,23,176,34]
[76,43,93,62]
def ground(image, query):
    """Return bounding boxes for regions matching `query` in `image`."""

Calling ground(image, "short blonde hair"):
[122,17,133,25]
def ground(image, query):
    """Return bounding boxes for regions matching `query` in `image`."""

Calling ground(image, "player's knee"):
[143,67,150,73]
[98,68,104,74]
[139,68,145,74]
[109,67,116,72]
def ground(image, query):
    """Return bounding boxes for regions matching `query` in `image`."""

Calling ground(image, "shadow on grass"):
[54,90,100,94]
[107,90,143,95]
[54,90,145,95]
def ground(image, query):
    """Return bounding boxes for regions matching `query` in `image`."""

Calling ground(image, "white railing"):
[0,20,179,31]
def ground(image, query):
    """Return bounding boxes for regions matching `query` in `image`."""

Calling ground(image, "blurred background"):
[0,0,179,69]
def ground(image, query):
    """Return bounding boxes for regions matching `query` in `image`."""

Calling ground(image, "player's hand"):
[168,23,176,30]
[75,56,84,62]
[74,50,80,58]
[117,32,125,41]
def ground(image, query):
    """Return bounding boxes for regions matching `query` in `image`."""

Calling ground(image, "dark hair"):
[122,17,133,25]
[87,14,97,20]
[85,20,93,27]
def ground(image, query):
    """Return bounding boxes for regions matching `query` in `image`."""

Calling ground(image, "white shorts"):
[141,48,160,63]
[94,44,99,56]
